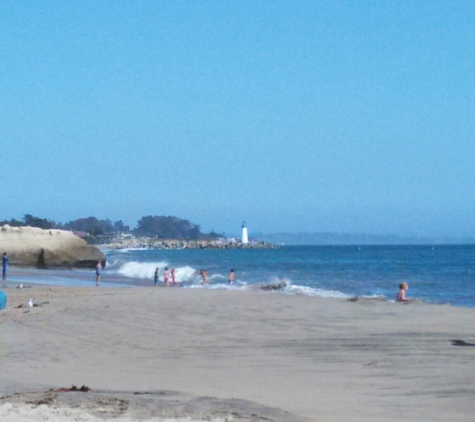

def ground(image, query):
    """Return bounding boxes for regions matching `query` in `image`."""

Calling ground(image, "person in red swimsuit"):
[163,267,170,287]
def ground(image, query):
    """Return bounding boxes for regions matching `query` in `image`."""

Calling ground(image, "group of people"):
[94,262,234,288]
[196,268,236,285]
[152,267,236,286]
[154,267,178,287]
[199,268,235,285]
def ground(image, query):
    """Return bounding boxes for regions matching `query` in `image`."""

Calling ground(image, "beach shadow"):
[450,339,475,347]
[37,248,46,269]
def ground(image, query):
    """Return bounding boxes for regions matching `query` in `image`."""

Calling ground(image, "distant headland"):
[0,215,276,255]
[254,232,475,245]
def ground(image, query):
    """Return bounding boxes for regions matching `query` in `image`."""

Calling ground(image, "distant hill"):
[253,232,475,245]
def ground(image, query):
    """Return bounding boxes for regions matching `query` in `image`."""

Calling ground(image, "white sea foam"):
[116,261,197,282]
[116,247,150,253]
[188,282,246,290]
[273,278,350,298]
[173,266,198,282]
[360,293,387,300]
[116,261,168,279]
[184,275,350,298]
[209,273,225,282]
[0,402,228,421]
[103,258,123,270]
[283,284,351,298]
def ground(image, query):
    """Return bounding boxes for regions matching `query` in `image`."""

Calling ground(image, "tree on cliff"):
[0,214,56,229]
[134,215,202,239]
[1,214,215,240]
[23,214,56,229]
[61,217,129,235]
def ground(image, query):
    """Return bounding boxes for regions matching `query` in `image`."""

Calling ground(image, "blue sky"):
[1,1,474,237]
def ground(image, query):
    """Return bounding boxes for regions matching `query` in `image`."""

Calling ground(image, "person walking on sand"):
[163,267,170,287]
[2,252,9,281]
[171,268,177,286]
[396,282,409,302]
[228,268,235,285]
[154,268,159,286]
[95,261,103,287]
[200,269,208,285]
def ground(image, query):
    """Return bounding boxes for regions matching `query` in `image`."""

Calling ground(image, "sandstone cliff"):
[0,225,105,268]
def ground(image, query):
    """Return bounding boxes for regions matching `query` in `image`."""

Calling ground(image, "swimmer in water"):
[396,282,409,302]
[200,269,208,285]
[228,268,235,285]
[154,268,159,286]
[163,267,170,287]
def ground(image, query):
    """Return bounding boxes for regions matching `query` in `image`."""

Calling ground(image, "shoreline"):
[1,286,475,421]
[0,266,464,308]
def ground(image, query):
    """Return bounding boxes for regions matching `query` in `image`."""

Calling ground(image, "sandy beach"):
[1,286,474,421]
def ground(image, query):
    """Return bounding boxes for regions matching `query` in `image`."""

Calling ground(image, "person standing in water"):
[171,268,177,286]
[2,252,9,281]
[228,268,235,285]
[163,267,170,287]
[200,269,208,285]
[95,261,103,287]
[154,268,159,286]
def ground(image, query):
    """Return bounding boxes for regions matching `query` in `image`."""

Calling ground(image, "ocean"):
[5,245,475,308]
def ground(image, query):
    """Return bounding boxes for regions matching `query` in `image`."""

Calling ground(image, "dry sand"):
[1,286,474,421]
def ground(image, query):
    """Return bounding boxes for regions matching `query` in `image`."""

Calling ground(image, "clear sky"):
[1,1,474,237]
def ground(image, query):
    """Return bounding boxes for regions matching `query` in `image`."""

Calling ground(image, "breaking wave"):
[109,261,352,298]
[115,261,196,282]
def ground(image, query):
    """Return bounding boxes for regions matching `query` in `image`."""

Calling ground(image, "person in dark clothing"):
[2,252,9,281]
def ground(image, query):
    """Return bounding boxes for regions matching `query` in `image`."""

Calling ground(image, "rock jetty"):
[104,237,276,250]
[0,225,105,268]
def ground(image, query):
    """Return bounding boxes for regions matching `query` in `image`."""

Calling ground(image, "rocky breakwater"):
[0,225,105,268]
[105,238,277,250]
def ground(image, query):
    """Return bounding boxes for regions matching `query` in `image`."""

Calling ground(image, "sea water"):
[4,245,475,307]
[104,245,475,306]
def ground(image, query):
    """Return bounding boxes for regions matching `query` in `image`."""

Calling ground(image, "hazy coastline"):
[255,232,475,245]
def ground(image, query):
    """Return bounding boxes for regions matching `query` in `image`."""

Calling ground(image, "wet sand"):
[1,286,474,421]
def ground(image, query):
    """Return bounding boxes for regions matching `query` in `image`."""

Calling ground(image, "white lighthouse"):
[241,222,249,244]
